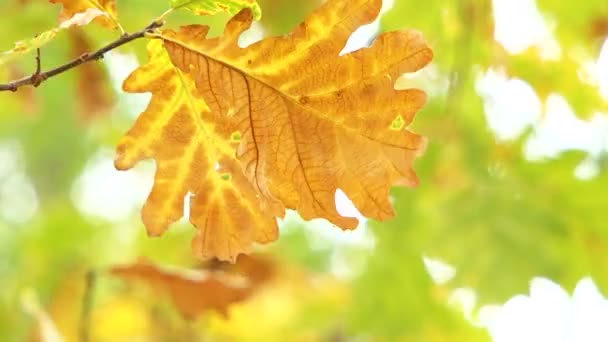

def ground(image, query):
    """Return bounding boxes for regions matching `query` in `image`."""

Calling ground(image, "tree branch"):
[0,20,164,92]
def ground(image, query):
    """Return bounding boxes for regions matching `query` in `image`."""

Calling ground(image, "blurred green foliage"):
[1,0,607,341]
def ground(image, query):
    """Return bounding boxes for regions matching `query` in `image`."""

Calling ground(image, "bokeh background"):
[1,0,608,341]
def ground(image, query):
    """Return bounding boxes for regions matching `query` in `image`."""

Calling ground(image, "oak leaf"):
[111,258,272,318]
[115,40,281,262]
[161,0,432,228]
[49,0,118,29]
[117,0,432,261]
[69,29,114,121]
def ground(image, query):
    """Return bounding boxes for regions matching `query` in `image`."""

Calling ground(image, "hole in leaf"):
[390,115,405,131]
[231,131,242,142]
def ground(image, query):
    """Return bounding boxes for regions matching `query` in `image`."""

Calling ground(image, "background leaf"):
[170,0,262,20]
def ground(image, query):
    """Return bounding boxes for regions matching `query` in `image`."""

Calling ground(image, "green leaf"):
[170,0,262,20]
[347,219,490,341]
[0,29,59,67]
[537,0,608,47]
[504,52,608,118]
[1,4,110,67]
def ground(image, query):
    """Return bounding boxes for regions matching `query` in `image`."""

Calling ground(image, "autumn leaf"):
[160,0,432,228]
[111,258,271,318]
[170,0,262,20]
[117,0,432,261]
[115,40,282,262]
[69,29,114,121]
[205,253,276,284]
[49,0,119,29]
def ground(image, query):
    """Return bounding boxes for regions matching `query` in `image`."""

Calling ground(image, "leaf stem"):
[113,19,127,36]
[0,20,164,92]
[87,0,126,35]
[156,8,175,22]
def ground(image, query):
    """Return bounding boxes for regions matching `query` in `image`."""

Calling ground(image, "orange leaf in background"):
[590,16,608,40]
[49,0,118,29]
[205,254,275,284]
[6,66,38,116]
[111,257,273,318]
[69,29,114,121]
[116,0,432,261]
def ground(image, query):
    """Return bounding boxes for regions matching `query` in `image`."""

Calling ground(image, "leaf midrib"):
[159,35,420,152]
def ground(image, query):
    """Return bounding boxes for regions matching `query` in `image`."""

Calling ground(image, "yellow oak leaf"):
[117,0,432,261]
[160,0,432,229]
[49,0,118,29]
[115,40,282,262]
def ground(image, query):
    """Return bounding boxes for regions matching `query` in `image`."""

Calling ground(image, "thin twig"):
[32,48,46,87]
[156,8,175,22]
[79,270,97,342]
[0,20,164,92]
[35,48,41,75]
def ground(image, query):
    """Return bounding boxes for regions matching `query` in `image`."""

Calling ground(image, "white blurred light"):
[450,287,479,322]
[71,148,153,222]
[341,0,395,55]
[574,157,601,180]
[0,173,39,225]
[281,209,374,250]
[397,63,451,98]
[104,51,150,119]
[599,39,608,100]
[21,289,63,342]
[484,277,608,342]
[239,22,266,48]
[477,68,542,141]
[423,256,457,285]
[477,70,608,179]
[525,95,608,161]
[0,141,39,225]
[492,0,561,60]
[335,189,365,225]
[279,190,376,280]
[0,141,20,180]
[578,39,608,101]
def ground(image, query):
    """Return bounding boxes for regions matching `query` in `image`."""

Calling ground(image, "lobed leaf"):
[111,260,257,318]
[117,0,432,261]
[170,0,262,20]
[49,0,118,29]
[115,40,282,262]
[161,0,432,229]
